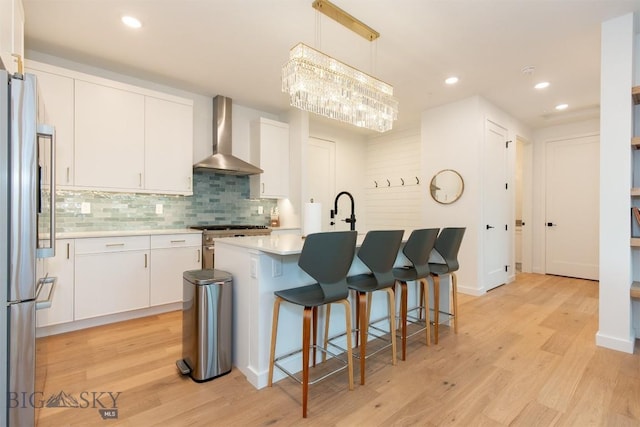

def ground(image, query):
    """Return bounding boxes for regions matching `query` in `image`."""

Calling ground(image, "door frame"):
[516,135,534,273]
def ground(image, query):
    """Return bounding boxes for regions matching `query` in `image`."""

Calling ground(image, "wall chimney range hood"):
[193,95,263,175]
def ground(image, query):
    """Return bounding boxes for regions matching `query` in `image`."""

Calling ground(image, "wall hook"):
[415,176,420,185]
[401,178,405,186]
[374,180,378,188]
[387,179,391,187]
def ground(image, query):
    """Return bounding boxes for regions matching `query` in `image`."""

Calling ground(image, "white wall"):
[364,126,422,231]
[422,97,483,295]
[421,96,531,295]
[597,13,635,353]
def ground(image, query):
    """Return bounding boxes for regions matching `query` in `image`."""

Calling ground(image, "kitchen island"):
[215,232,450,390]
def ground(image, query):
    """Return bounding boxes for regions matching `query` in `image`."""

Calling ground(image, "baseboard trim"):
[595,331,635,354]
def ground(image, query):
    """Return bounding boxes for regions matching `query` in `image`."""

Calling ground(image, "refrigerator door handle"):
[36,123,55,258]
[35,276,57,310]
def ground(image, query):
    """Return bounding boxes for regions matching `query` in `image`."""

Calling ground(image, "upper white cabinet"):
[24,59,194,195]
[250,118,289,199]
[28,67,75,187]
[145,96,193,194]
[75,79,146,190]
[0,0,23,75]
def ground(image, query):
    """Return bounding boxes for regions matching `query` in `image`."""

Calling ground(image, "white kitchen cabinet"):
[74,79,145,191]
[0,0,23,75]
[150,234,201,305]
[27,66,75,187]
[250,118,289,199]
[145,96,193,194]
[36,239,75,327]
[74,236,150,320]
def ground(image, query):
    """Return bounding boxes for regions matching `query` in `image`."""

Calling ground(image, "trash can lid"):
[183,269,232,285]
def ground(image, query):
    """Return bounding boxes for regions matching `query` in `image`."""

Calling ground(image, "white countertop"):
[213,233,314,255]
[214,231,413,256]
[57,228,202,239]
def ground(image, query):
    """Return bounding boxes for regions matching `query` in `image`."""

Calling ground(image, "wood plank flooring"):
[34,273,640,426]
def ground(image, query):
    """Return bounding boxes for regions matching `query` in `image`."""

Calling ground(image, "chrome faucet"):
[330,191,356,231]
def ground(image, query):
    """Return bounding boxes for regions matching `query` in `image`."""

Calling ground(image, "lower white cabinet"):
[150,234,201,305]
[74,236,150,320]
[36,239,75,327]
[35,232,201,332]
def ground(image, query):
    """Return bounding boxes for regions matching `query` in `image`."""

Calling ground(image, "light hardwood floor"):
[34,273,640,426]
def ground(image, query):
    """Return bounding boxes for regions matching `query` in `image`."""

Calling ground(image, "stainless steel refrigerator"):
[1,69,56,426]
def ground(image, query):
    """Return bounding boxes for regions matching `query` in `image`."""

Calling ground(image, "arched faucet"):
[330,191,356,231]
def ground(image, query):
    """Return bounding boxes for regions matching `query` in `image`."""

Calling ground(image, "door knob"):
[486,224,495,230]
[547,222,556,227]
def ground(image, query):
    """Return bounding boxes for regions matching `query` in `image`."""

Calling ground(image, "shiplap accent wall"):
[365,129,422,231]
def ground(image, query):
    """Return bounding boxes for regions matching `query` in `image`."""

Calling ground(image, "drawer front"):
[75,236,150,254]
[151,233,201,249]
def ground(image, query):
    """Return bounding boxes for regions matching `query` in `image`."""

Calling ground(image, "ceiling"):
[22,0,640,133]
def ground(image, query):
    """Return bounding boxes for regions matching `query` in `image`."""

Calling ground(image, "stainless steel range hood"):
[193,95,263,175]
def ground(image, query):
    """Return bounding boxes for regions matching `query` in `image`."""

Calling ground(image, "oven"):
[190,225,271,269]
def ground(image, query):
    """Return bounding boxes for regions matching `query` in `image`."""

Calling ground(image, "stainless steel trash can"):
[177,269,233,382]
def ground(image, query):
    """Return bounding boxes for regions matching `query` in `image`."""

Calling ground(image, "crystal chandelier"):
[281,1,398,132]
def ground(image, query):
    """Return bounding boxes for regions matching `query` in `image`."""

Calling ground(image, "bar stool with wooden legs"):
[267,231,357,418]
[392,228,440,361]
[429,227,466,344]
[324,230,404,385]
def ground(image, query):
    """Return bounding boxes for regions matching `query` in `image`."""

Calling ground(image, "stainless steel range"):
[189,225,271,269]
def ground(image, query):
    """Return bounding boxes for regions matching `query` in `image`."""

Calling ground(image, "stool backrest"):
[433,227,466,272]
[357,230,404,286]
[298,231,358,300]
[403,228,440,278]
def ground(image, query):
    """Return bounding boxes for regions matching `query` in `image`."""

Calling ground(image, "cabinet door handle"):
[139,173,143,187]
[188,176,192,190]
[197,249,201,263]
[144,253,148,268]
[106,243,125,247]
[170,240,186,243]
[66,243,70,260]
[66,167,70,183]
[262,183,265,194]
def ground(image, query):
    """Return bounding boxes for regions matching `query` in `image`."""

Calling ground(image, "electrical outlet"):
[250,258,258,278]
[272,258,282,278]
[155,204,163,214]
[81,202,91,214]
[258,206,264,215]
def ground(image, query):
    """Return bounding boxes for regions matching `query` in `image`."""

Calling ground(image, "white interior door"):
[545,134,599,280]
[308,137,335,231]
[483,120,510,290]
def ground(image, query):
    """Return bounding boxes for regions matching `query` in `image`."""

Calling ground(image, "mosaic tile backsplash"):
[56,171,277,233]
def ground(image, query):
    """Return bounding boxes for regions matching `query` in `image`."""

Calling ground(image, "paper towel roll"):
[303,202,322,237]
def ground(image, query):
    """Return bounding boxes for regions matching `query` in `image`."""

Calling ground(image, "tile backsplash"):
[56,171,277,233]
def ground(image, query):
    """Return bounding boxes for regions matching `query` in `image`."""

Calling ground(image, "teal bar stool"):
[267,230,357,418]
[325,230,404,385]
[429,227,466,344]
[392,228,439,360]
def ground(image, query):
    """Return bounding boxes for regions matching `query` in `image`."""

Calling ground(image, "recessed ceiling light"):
[534,81,550,90]
[445,76,459,85]
[121,16,142,29]
[555,103,568,110]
